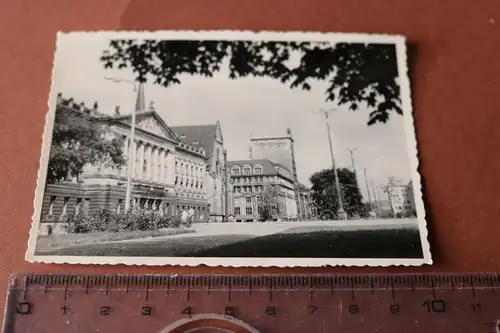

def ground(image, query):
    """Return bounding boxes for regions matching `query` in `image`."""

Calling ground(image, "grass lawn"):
[34,228,424,259]
[35,234,254,257]
[186,228,424,258]
[35,228,195,251]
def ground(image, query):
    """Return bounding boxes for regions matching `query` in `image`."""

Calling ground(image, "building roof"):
[170,124,218,162]
[227,159,294,181]
[56,95,207,158]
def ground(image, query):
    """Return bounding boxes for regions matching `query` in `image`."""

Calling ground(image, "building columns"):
[160,149,166,184]
[138,141,145,179]
[284,193,288,218]
[145,144,152,180]
[153,146,159,182]
[168,153,175,185]
[122,137,129,177]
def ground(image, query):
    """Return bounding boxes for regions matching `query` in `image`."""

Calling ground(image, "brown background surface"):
[0,0,499,322]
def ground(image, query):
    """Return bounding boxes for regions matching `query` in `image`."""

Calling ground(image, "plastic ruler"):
[2,273,500,332]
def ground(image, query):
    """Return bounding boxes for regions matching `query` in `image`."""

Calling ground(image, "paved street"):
[35,219,423,258]
[190,218,418,236]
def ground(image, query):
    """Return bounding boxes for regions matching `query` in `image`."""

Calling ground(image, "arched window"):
[254,164,263,174]
[232,166,241,175]
[243,164,252,174]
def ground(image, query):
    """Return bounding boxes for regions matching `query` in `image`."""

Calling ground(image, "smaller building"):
[297,183,313,220]
[403,180,417,217]
[385,178,416,217]
[227,159,297,222]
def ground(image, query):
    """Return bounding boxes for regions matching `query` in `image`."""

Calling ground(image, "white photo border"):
[25,30,432,267]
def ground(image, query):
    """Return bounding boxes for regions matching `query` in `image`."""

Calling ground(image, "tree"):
[47,106,126,184]
[101,40,401,126]
[309,168,364,219]
[258,184,280,221]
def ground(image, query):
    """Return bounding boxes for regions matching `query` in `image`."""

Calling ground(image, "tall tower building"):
[249,128,301,218]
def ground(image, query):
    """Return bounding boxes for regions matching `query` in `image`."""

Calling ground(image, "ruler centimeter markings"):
[2,273,500,333]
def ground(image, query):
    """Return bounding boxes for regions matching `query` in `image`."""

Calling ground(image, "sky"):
[50,34,415,202]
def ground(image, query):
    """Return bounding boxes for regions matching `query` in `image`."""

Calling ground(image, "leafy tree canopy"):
[101,39,401,125]
[309,167,364,219]
[47,107,126,184]
[258,184,280,220]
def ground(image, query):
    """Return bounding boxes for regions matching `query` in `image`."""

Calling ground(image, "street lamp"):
[345,148,358,179]
[363,168,373,212]
[318,108,347,220]
[371,179,380,209]
[223,149,229,222]
[104,76,144,212]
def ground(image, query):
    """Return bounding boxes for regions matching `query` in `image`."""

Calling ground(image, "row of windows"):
[232,176,278,184]
[47,196,206,218]
[233,206,265,216]
[175,176,204,190]
[233,186,264,193]
[175,160,204,178]
[394,204,413,211]
[48,196,88,216]
[231,165,263,175]
[132,157,168,183]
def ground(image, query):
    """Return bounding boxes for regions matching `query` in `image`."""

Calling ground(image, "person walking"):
[188,207,195,226]
[181,208,189,227]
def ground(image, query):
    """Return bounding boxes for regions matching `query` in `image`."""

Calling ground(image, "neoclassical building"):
[39,92,210,235]
[226,159,310,222]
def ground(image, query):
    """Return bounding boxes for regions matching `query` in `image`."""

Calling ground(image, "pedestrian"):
[181,209,189,226]
[188,207,195,225]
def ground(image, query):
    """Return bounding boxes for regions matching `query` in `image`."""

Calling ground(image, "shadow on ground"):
[185,229,423,258]
[36,229,423,259]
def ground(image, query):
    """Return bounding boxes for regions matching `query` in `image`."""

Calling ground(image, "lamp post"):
[345,148,358,179]
[363,168,372,212]
[104,76,144,212]
[371,179,379,209]
[318,109,347,220]
[223,149,229,222]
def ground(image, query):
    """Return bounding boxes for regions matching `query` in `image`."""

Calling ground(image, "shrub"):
[62,207,184,234]
[65,211,93,233]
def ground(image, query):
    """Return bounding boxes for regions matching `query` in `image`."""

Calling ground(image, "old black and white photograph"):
[26,31,431,266]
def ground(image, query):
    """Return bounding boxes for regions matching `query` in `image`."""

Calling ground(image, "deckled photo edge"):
[27,256,429,267]
[395,41,432,265]
[26,32,64,261]
[56,30,406,43]
[26,30,430,267]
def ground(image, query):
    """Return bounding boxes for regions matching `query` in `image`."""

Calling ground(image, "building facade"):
[39,94,210,235]
[249,128,301,219]
[227,159,298,222]
[170,122,228,221]
[403,180,417,217]
[385,178,416,217]
[297,183,313,220]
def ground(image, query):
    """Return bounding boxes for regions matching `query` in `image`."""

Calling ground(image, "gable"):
[117,112,179,142]
[137,116,171,138]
